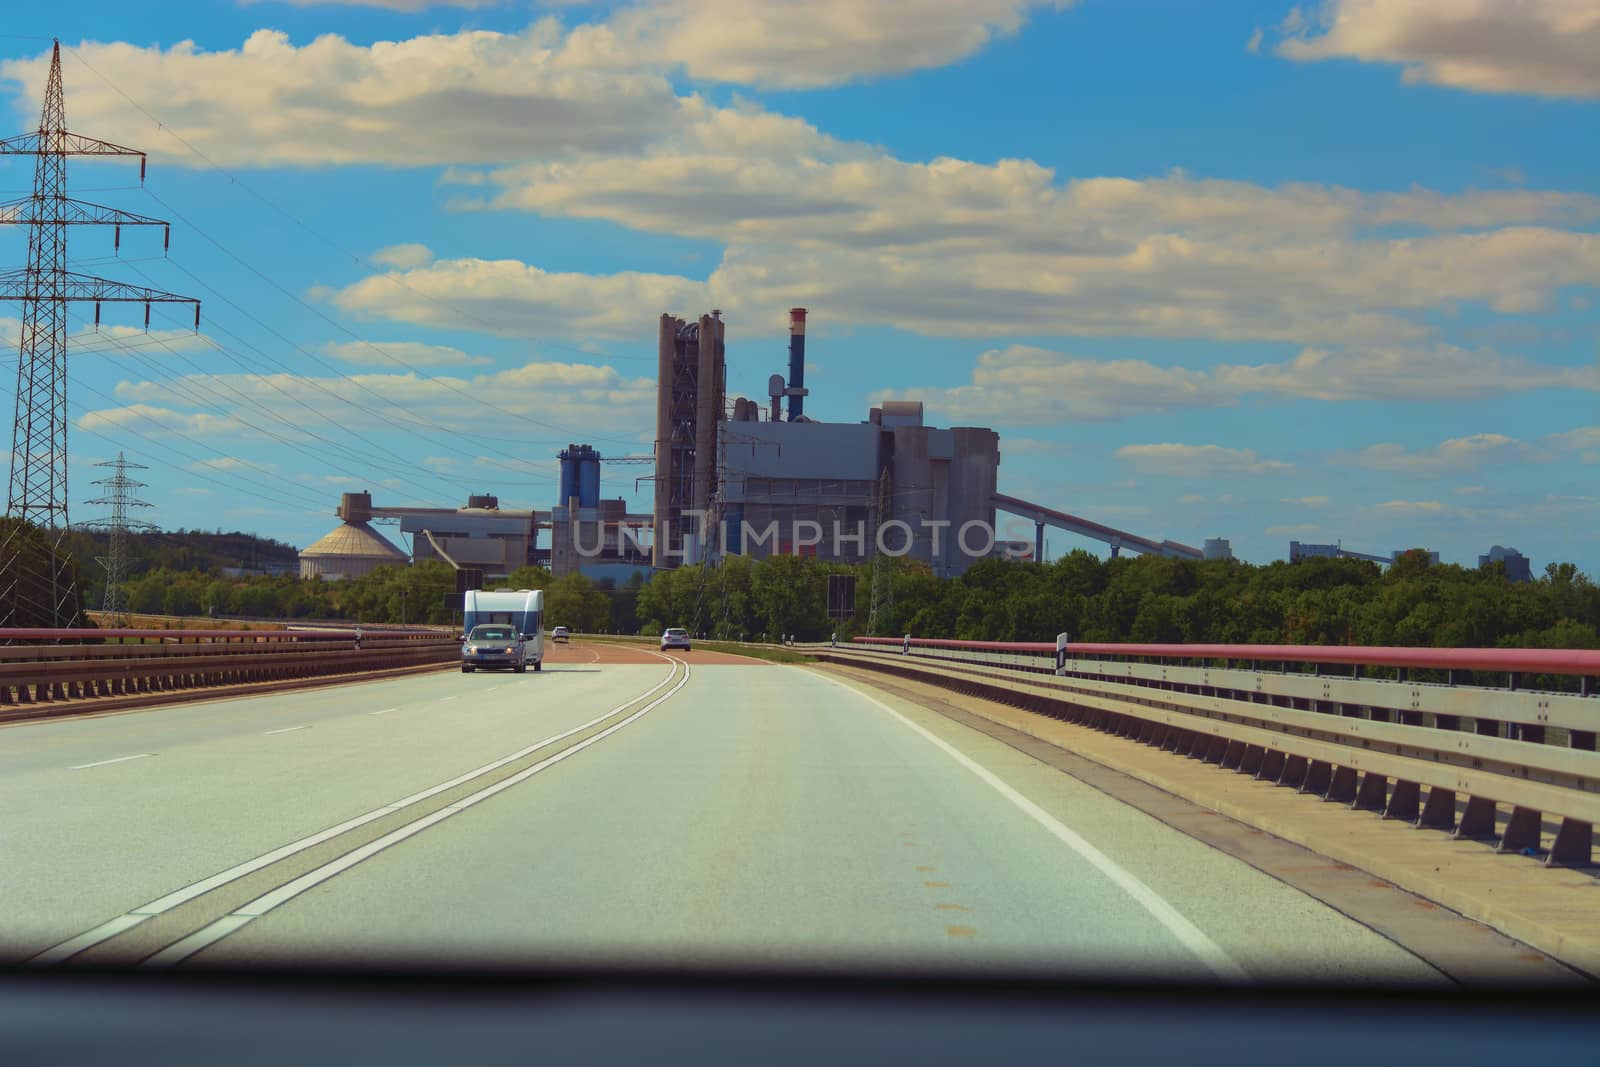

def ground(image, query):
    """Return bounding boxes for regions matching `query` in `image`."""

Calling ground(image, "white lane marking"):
[28,914,151,965]
[147,661,694,965]
[264,726,308,736]
[820,673,1249,982]
[70,753,154,770]
[143,915,256,969]
[439,696,459,703]
[370,707,400,716]
[29,660,681,966]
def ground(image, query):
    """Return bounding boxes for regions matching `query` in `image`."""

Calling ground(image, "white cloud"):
[77,404,245,438]
[172,486,215,495]
[1547,425,1600,461]
[878,343,1598,424]
[458,107,1600,341]
[594,0,1075,89]
[0,316,213,355]
[1113,444,1292,478]
[1281,495,1330,507]
[106,359,656,439]
[370,243,434,270]
[329,257,711,339]
[1341,433,1551,475]
[1266,523,1320,535]
[15,18,1599,352]
[1246,27,1264,53]
[422,456,457,472]
[0,26,688,167]
[1278,0,1600,98]
[1453,485,1488,495]
[1178,493,1208,504]
[321,339,493,367]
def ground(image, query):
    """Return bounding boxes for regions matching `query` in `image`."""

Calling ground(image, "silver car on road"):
[461,624,528,673]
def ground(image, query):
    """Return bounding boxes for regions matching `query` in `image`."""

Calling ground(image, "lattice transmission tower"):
[80,451,154,620]
[0,40,199,626]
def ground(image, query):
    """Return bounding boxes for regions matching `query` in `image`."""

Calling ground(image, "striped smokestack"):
[787,307,807,421]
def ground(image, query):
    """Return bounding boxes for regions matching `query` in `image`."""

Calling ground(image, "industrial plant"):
[1289,542,1440,566]
[299,308,1212,583]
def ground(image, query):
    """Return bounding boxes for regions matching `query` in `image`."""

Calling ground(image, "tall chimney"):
[787,307,807,421]
[691,312,718,555]
[652,313,674,568]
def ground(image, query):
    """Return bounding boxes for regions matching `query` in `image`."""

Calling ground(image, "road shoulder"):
[819,661,1590,986]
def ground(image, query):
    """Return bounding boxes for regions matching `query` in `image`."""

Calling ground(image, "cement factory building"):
[650,307,1002,577]
[301,307,1206,583]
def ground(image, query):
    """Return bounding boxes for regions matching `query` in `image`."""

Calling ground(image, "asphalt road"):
[0,644,1439,982]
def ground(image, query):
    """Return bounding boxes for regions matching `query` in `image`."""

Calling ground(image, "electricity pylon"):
[0,40,199,626]
[80,452,155,622]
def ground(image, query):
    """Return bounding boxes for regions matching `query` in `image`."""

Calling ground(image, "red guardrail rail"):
[0,627,460,717]
[854,636,1600,678]
[1,627,443,644]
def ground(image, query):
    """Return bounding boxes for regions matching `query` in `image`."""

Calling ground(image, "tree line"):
[5,515,1596,651]
[631,549,1599,650]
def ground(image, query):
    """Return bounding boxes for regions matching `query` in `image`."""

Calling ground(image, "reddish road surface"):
[543,641,773,666]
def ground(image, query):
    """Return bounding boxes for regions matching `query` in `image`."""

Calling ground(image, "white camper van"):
[461,588,545,672]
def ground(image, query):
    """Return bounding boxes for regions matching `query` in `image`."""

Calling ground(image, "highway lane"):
[148,656,1437,982]
[0,653,680,961]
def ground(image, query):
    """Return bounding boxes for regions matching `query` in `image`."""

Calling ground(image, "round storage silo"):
[558,446,580,506]
[578,450,601,509]
[298,521,409,581]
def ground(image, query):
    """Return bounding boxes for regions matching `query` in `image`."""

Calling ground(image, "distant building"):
[1289,540,1420,566]
[719,400,1001,577]
[1479,544,1533,583]
[1203,538,1233,561]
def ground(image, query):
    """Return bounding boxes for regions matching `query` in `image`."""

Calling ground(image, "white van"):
[462,588,545,672]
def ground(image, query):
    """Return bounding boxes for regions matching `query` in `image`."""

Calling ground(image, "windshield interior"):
[0,1,1594,1000]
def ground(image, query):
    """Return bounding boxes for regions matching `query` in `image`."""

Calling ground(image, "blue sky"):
[0,0,1595,572]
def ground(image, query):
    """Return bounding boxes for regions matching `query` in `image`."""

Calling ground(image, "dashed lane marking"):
[70,753,154,770]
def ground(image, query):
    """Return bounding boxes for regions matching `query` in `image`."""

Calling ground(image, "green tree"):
[0,518,90,626]
[545,573,612,633]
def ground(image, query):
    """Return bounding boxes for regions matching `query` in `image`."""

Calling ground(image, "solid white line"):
[143,915,256,969]
[29,658,683,966]
[237,808,461,917]
[209,662,694,932]
[370,707,399,716]
[820,673,1249,982]
[264,726,308,735]
[69,753,154,770]
[135,809,402,916]
[28,914,150,965]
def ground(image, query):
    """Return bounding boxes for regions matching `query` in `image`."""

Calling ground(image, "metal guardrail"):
[0,627,458,711]
[824,636,1600,867]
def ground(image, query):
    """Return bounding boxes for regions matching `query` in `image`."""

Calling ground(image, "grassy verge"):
[578,634,815,665]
